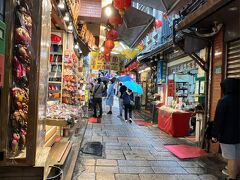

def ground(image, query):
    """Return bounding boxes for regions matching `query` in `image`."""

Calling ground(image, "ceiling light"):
[229,7,238,11]
[58,0,65,9]
[74,43,79,49]
[63,13,70,22]
[68,22,73,31]
[105,7,112,17]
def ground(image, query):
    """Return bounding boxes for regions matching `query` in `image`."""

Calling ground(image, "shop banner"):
[0,54,4,87]
[90,52,121,71]
[157,61,167,84]
[167,80,175,97]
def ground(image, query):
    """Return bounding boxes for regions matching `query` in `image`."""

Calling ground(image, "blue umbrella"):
[116,75,133,82]
[123,81,143,94]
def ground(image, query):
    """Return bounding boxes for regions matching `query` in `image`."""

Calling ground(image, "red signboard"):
[0,54,4,87]
[167,80,175,97]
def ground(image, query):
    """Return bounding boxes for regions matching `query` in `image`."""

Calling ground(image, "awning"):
[132,0,192,15]
[117,7,155,48]
[101,6,155,48]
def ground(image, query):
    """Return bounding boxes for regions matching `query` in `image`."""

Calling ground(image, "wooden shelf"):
[46,118,68,127]
[48,81,62,84]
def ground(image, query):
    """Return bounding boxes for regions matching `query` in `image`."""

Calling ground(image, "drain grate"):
[80,142,103,156]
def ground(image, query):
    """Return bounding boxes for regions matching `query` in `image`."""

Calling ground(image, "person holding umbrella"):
[117,82,127,118]
[122,89,134,123]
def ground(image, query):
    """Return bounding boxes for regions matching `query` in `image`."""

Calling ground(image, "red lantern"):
[155,19,162,28]
[113,0,131,10]
[104,47,111,55]
[106,29,118,41]
[105,54,111,62]
[109,14,123,27]
[105,40,115,50]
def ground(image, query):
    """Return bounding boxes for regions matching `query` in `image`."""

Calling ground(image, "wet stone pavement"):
[72,105,226,180]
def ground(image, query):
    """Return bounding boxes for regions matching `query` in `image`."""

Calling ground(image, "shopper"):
[117,82,127,118]
[88,82,94,110]
[106,77,116,114]
[212,78,240,180]
[122,89,134,123]
[92,78,104,118]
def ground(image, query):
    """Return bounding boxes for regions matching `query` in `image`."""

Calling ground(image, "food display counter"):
[158,106,192,137]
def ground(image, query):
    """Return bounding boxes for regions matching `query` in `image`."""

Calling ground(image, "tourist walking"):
[106,77,116,114]
[117,82,127,118]
[122,89,134,123]
[92,78,104,118]
[212,78,240,180]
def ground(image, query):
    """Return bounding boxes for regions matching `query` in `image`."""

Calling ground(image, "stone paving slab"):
[76,172,95,180]
[119,166,154,174]
[115,174,140,180]
[118,160,150,167]
[96,159,118,166]
[95,166,119,173]
[72,105,223,180]
[96,173,115,180]
[152,166,188,174]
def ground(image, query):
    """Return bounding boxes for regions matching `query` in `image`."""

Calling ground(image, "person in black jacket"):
[212,78,240,180]
[122,89,134,123]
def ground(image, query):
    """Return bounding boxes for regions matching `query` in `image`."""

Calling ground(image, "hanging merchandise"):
[9,0,33,157]
[62,50,79,105]
[109,14,123,27]
[106,29,118,41]
[105,39,115,50]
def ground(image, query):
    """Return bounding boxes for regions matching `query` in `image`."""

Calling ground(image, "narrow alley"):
[72,100,226,180]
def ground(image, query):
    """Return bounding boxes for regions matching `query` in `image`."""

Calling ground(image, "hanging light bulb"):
[100,47,104,52]
[58,0,65,9]
[63,13,70,22]
[68,22,73,31]
[105,7,113,17]
[74,43,79,49]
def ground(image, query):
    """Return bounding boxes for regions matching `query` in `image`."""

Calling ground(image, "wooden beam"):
[176,0,232,30]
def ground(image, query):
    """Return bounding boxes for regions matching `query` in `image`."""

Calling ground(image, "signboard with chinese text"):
[157,61,167,84]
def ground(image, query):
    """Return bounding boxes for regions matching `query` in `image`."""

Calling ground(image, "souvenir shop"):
[0,0,91,179]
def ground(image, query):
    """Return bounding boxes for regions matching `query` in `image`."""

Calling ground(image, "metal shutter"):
[227,39,240,78]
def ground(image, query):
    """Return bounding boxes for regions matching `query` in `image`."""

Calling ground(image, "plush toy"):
[16,27,31,44]
[13,133,20,141]
[17,45,31,64]
[11,139,18,153]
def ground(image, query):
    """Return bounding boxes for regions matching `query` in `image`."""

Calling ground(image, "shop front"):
[158,50,207,143]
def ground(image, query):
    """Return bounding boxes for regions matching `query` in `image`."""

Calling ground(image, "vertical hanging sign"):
[157,61,166,84]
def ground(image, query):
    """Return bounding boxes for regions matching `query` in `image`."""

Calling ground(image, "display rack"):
[175,82,189,98]
[48,31,64,103]
[62,50,79,105]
